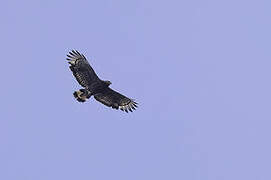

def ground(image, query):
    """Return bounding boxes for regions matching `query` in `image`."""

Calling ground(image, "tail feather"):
[73,89,91,102]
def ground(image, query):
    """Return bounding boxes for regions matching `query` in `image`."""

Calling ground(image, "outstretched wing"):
[66,50,100,87]
[94,87,138,113]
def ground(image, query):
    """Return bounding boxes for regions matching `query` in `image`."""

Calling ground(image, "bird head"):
[104,80,112,86]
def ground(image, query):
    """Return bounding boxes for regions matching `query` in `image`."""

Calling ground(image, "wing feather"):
[67,50,100,87]
[94,87,137,113]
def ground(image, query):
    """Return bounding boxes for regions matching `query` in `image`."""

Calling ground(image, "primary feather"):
[66,50,100,87]
[94,88,138,112]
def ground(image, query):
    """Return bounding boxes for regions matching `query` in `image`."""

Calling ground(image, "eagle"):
[66,50,137,113]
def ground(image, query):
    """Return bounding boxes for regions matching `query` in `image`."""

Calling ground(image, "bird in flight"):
[66,50,137,113]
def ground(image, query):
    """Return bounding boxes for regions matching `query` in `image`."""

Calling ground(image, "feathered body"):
[66,50,137,112]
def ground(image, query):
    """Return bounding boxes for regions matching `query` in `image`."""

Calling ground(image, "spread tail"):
[73,89,91,103]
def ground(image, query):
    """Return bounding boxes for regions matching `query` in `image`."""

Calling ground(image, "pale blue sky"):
[1,0,271,179]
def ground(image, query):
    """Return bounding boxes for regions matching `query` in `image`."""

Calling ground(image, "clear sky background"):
[1,0,270,179]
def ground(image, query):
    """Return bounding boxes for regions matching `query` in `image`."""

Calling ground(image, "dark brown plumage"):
[66,50,137,113]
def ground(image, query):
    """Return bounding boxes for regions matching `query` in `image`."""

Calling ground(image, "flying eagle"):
[66,50,137,113]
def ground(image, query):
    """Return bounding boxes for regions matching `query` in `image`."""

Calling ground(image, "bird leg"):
[79,89,92,99]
